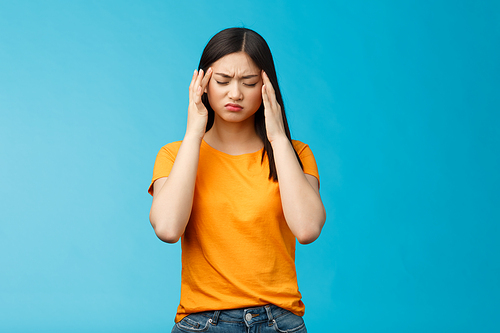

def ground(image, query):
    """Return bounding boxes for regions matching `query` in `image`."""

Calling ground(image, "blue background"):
[1,1,499,332]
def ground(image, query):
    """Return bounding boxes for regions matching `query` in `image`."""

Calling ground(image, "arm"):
[149,68,212,243]
[262,72,326,244]
[271,138,326,244]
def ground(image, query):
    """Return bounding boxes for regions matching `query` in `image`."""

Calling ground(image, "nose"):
[227,82,243,101]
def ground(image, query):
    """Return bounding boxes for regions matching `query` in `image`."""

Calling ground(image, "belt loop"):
[211,310,220,325]
[265,305,274,324]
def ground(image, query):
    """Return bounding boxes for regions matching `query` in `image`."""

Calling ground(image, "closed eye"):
[216,80,257,87]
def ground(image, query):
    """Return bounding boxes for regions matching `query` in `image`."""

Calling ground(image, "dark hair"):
[198,27,302,181]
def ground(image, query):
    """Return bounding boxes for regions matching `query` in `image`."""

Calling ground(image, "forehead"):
[211,52,260,75]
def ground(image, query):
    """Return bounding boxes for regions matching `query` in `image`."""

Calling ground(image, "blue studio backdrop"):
[1,1,499,332]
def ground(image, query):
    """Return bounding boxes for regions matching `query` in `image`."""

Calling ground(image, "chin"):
[222,114,252,123]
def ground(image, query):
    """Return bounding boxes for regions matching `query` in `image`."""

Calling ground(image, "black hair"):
[198,27,302,181]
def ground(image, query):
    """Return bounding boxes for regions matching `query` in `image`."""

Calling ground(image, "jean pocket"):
[175,313,212,332]
[272,311,306,333]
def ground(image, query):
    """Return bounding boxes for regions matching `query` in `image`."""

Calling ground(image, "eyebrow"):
[214,72,259,79]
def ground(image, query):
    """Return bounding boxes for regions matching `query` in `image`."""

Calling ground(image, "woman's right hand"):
[150,68,212,243]
[186,68,212,139]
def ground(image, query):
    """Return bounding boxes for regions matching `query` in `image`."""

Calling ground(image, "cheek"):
[206,83,221,103]
[249,89,263,106]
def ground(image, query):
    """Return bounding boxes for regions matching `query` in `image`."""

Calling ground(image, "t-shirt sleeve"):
[293,140,320,186]
[148,141,182,196]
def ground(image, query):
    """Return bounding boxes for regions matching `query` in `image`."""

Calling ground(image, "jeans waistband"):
[209,304,287,327]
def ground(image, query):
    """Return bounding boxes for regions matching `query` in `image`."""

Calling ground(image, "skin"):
[203,52,264,154]
[149,51,326,244]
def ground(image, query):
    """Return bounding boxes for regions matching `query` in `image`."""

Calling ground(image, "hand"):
[262,71,287,143]
[186,68,212,140]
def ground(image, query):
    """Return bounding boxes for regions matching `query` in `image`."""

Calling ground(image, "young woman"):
[148,28,326,333]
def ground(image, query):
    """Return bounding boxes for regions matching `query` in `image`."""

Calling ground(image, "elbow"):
[155,228,181,244]
[295,221,324,244]
[149,214,183,244]
[295,211,326,245]
[296,227,322,245]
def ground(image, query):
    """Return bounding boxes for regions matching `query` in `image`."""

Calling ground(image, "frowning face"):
[206,52,263,125]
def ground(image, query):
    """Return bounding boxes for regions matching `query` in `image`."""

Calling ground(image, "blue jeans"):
[171,304,307,333]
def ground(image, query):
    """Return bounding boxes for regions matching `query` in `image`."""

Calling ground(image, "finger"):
[189,70,198,91]
[200,67,212,92]
[189,69,198,100]
[262,84,271,111]
[262,71,278,106]
[261,70,268,87]
[195,69,204,93]
[192,69,205,103]
[262,71,275,94]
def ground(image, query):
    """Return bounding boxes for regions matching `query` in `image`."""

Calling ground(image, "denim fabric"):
[171,304,307,333]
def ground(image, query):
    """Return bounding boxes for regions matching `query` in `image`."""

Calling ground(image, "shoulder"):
[153,140,183,165]
[149,141,182,196]
[158,140,183,156]
[291,139,320,181]
[161,140,183,151]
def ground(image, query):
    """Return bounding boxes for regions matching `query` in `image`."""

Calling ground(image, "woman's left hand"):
[262,71,287,143]
[261,72,325,244]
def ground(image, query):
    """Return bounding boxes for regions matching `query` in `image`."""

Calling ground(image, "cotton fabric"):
[149,140,319,322]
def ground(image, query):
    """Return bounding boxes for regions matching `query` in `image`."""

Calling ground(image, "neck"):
[204,115,263,155]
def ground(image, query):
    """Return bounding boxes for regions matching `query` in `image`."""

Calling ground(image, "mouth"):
[225,103,243,111]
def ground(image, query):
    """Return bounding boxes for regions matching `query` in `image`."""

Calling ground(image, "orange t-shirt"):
[148,139,320,322]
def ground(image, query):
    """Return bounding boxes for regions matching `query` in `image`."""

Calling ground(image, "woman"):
[149,27,326,333]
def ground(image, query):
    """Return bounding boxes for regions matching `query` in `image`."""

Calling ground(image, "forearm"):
[272,137,326,244]
[149,135,202,243]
